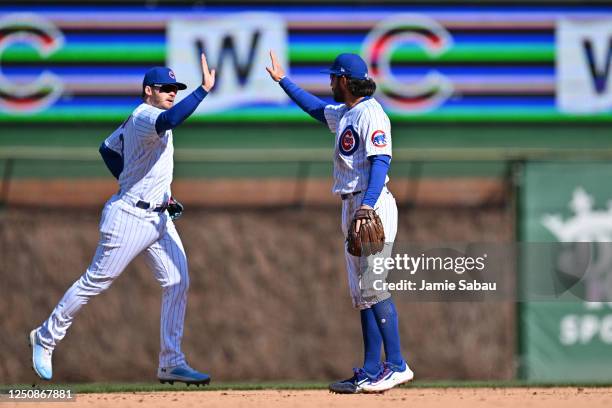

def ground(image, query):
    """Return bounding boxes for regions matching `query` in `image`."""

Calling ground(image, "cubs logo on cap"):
[142,66,187,90]
[371,130,388,148]
[339,125,360,156]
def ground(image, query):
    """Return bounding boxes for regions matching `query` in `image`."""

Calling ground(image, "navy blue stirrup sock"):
[371,298,404,367]
[360,308,382,376]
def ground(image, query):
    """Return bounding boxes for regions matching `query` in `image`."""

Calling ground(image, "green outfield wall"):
[519,162,612,381]
[3,124,611,151]
[1,124,610,180]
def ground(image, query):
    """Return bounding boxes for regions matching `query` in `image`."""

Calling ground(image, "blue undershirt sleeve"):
[99,142,123,179]
[155,86,208,134]
[279,77,327,124]
[362,155,391,208]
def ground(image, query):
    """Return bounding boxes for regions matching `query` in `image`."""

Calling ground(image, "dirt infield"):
[6,387,612,408]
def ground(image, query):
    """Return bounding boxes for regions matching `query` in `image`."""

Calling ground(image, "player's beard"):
[162,99,174,110]
[153,95,174,110]
[332,87,344,103]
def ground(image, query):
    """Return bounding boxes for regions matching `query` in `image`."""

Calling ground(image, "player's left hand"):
[355,204,373,233]
[347,206,385,257]
[266,50,285,82]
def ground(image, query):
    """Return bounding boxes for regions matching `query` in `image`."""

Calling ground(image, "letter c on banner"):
[0,13,64,114]
[362,14,453,113]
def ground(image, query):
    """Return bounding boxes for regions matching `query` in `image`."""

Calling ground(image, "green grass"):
[2,380,612,394]
[0,382,326,394]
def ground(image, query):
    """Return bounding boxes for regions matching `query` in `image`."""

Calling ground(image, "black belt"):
[136,200,169,212]
[341,191,362,200]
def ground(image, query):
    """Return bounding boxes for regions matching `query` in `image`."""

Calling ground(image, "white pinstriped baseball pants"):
[342,186,398,309]
[37,194,189,369]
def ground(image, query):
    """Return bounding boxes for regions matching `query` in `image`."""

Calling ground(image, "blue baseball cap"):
[321,53,369,80]
[142,67,187,90]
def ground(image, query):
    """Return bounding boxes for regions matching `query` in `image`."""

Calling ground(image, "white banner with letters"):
[168,13,288,113]
[557,19,612,114]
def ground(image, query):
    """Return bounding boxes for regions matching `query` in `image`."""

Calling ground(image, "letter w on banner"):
[557,19,612,114]
[168,13,288,113]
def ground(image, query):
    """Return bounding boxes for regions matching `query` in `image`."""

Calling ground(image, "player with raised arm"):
[29,53,215,386]
[267,51,414,393]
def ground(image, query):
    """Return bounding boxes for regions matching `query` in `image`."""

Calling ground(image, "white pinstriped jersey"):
[324,97,392,195]
[115,103,174,205]
[103,125,123,154]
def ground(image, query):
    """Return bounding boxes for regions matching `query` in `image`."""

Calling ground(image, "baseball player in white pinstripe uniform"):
[29,54,216,386]
[99,130,184,220]
[267,52,414,393]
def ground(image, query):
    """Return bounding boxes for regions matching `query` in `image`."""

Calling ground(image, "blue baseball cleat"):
[328,368,374,394]
[157,364,211,386]
[29,329,53,381]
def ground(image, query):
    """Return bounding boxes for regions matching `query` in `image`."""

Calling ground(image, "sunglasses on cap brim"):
[152,84,179,93]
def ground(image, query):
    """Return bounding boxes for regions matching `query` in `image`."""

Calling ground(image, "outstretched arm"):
[266,50,327,124]
[155,87,207,133]
[156,53,216,133]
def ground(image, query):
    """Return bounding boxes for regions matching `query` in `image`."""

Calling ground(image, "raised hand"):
[266,50,285,82]
[200,52,216,92]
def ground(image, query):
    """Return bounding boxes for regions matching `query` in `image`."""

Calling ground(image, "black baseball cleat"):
[328,368,373,394]
[157,365,211,386]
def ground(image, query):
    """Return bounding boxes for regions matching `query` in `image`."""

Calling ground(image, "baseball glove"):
[347,208,385,257]
[167,197,184,221]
